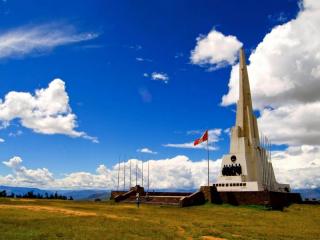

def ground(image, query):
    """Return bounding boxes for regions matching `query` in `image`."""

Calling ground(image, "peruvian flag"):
[194,130,209,146]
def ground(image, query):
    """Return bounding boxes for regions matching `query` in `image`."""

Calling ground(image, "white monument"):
[215,48,290,192]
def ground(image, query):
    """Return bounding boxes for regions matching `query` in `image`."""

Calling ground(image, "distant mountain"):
[293,188,320,200]
[0,186,110,200]
[2,185,318,201]
[0,185,53,196]
[57,189,110,200]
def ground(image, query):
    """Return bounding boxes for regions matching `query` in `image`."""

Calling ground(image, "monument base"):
[110,185,302,210]
[200,186,302,210]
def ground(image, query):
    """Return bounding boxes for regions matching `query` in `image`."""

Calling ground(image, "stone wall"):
[179,191,205,207]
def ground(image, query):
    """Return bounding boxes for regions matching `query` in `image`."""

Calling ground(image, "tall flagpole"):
[135,159,138,186]
[207,134,210,187]
[141,160,144,187]
[123,159,125,191]
[148,160,150,192]
[129,159,132,189]
[117,156,120,190]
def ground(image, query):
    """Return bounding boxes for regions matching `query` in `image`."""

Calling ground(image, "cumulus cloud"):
[190,29,243,69]
[0,79,97,142]
[164,129,221,150]
[0,23,98,59]
[1,151,318,189]
[272,145,320,189]
[3,156,22,168]
[258,103,320,145]
[2,156,53,186]
[0,155,222,190]
[221,0,320,146]
[137,148,157,154]
[0,138,4,143]
[151,72,169,83]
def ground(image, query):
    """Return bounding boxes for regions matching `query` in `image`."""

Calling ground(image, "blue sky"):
[1,0,319,189]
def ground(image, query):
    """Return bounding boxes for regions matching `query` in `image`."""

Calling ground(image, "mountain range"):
[1,185,319,200]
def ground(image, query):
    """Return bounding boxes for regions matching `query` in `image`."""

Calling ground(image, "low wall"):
[179,191,205,207]
[114,189,136,202]
[110,191,127,200]
[148,192,192,197]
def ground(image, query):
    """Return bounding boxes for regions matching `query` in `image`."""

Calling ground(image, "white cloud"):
[0,138,4,143]
[2,156,53,186]
[272,145,320,189]
[190,29,243,69]
[0,79,97,142]
[221,0,320,146]
[1,151,318,189]
[3,156,22,168]
[137,148,157,154]
[136,57,152,62]
[163,129,221,150]
[151,72,169,83]
[0,23,98,59]
[258,103,320,145]
[0,155,222,190]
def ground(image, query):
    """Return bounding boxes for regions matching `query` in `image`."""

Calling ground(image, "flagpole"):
[141,159,144,187]
[207,137,210,187]
[123,159,125,191]
[135,159,138,186]
[129,159,132,189]
[148,160,150,193]
[117,156,120,190]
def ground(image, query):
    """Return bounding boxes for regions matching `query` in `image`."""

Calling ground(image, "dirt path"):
[0,204,96,216]
[0,204,141,222]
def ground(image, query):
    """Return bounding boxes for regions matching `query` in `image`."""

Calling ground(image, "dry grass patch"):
[0,199,319,240]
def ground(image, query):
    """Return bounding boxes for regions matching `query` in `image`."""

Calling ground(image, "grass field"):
[0,198,319,240]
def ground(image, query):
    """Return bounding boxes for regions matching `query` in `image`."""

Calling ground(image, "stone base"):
[111,185,302,210]
[200,186,302,210]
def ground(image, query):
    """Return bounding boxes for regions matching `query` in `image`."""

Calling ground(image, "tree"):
[0,190,7,197]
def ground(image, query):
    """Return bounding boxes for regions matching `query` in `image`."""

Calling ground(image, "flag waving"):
[194,130,208,146]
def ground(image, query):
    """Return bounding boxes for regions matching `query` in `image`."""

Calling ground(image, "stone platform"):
[111,185,302,210]
[110,186,193,206]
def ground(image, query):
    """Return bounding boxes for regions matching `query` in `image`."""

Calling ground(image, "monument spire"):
[216,46,290,193]
[235,48,259,146]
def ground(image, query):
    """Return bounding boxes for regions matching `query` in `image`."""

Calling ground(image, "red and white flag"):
[193,130,208,146]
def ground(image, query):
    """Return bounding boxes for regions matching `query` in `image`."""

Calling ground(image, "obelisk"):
[215,48,290,192]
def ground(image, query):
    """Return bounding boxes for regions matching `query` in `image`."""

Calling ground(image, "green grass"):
[0,198,319,240]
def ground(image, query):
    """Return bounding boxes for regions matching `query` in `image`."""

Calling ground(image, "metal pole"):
[135,159,138,186]
[123,159,125,191]
[262,134,266,188]
[265,136,269,191]
[148,160,150,192]
[141,160,144,187]
[260,133,264,188]
[117,156,120,190]
[269,139,272,190]
[207,139,210,186]
[129,159,132,189]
